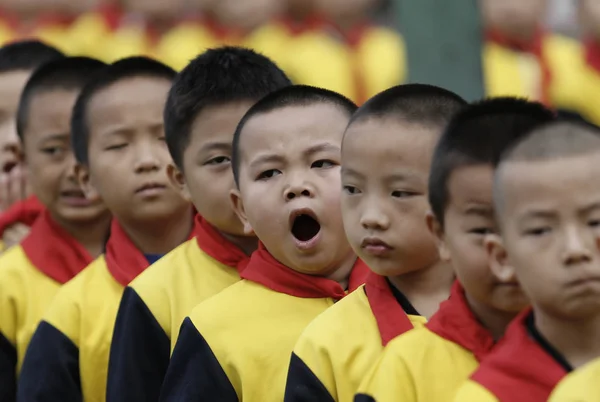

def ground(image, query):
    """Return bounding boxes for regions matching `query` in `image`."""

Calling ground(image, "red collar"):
[0,195,44,235]
[193,215,250,273]
[426,281,495,362]
[365,272,416,346]
[20,209,94,284]
[201,15,243,42]
[585,38,600,74]
[240,243,368,300]
[471,309,568,401]
[486,28,552,105]
[278,14,324,36]
[105,217,198,286]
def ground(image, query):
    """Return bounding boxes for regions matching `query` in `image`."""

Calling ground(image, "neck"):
[119,206,193,255]
[491,26,538,44]
[330,14,365,33]
[53,211,112,258]
[535,309,600,369]
[220,231,258,256]
[388,260,454,319]
[326,252,358,290]
[466,293,518,341]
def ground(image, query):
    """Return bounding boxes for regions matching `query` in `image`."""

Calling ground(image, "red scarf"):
[105,218,198,287]
[279,14,324,36]
[426,281,496,362]
[471,309,568,401]
[193,215,250,273]
[585,38,600,74]
[241,243,368,300]
[0,195,44,235]
[486,28,552,106]
[20,209,93,284]
[365,272,416,346]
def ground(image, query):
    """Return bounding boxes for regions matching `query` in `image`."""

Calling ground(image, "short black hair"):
[0,40,64,73]
[72,56,176,165]
[164,46,292,169]
[494,121,600,216]
[428,97,555,225]
[17,57,106,141]
[232,85,357,186]
[349,84,467,127]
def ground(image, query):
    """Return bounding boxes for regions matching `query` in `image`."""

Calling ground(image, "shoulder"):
[549,358,600,402]
[295,286,374,350]
[453,379,499,402]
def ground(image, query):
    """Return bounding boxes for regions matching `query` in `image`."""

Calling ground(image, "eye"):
[343,185,360,195]
[469,228,494,236]
[589,219,600,228]
[205,156,231,166]
[311,159,337,169]
[158,136,167,142]
[524,227,551,237]
[256,169,281,180]
[41,146,65,157]
[105,143,127,151]
[391,190,418,198]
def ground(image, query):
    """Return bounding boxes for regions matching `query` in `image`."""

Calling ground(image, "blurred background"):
[0,0,597,123]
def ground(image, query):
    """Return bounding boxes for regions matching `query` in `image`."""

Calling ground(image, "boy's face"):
[177,101,254,236]
[497,152,600,320]
[480,0,547,37]
[440,164,527,313]
[231,104,354,276]
[81,77,189,224]
[0,70,31,173]
[341,119,440,276]
[23,89,107,225]
[206,0,283,30]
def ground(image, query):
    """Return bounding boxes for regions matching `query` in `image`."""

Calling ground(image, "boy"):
[0,40,63,214]
[549,357,600,401]
[354,98,555,402]
[17,57,194,402]
[284,84,466,402]
[0,56,109,402]
[106,47,291,402]
[453,121,600,401]
[159,85,369,401]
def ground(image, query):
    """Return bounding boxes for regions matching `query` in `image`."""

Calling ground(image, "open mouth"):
[291,213,321,243]
[2,161,17,174]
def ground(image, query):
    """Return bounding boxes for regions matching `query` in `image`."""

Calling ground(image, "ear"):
[485,234,517,284]
[230,188,254,236]
[167,164,191,202]
[75,163,101,202]
[426,211,451,261]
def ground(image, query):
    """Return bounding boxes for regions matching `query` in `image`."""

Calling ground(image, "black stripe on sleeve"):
[284,352,335,402]
[17,321,82,402]
[0,331,16,402]
[354,394,377,402]
[107,287,171,402]
[159,317,237,402]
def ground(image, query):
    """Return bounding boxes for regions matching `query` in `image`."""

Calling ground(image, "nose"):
[284,173,314,201]
[360,198,390,231]
[134,143,161,174]
[563,226,592,266]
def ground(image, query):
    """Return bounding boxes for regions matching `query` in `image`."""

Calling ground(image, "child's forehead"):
[446,164,494,207]
[239,104,349,156]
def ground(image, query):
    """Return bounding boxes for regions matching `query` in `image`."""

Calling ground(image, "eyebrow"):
[249,142,340,169]
[341,167,365,179]
[41,133,70,142]
[200,141,231,153]
[464,205,494,218]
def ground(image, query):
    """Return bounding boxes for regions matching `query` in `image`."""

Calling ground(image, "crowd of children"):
[0,2,599,402]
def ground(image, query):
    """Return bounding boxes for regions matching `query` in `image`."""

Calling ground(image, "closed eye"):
[469,228,494,235]
[41,147,65,156]
[524,227,551,236]
[311,159,337,169]
[589,219,600,228]
[105,143,127,151]
[256,169,281,180]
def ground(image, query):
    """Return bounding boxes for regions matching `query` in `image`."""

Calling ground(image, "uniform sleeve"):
[159,317,238,402]
[17,321,82,402]
[107,287,171,402]
[452,380,499,402]
[284,351,335,402]
[0,331,16,402]
[354,345,417,402]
